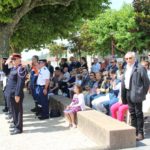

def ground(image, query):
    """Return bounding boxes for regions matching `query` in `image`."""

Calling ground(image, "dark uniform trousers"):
[36,85,49,118]
[11,94,23,131]
[5,91,13,118]
[126,90,143,134]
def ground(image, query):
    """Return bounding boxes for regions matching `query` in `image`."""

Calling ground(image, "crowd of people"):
[1,52,150,141]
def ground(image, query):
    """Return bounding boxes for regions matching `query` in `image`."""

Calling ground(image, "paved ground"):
[1,91,150,150]
[0,91,102,150]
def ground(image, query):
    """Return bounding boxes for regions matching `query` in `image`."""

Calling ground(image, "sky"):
[110,0,133,10]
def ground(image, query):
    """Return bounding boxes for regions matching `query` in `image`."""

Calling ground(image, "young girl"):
[64,85,85,128]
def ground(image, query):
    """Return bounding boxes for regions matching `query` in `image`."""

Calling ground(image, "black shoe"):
[31,107,37,112]
[5,112,9,115]
[5,116,12,120]
[38,116,49,120]
[9,123,15,128]
[8,119,13,123]
[2,108,8,113]
[36,107,42,116]
[9,128,15,132]
[10,129,22,135]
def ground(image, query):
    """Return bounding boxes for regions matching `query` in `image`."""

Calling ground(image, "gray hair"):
[125,51,136,58]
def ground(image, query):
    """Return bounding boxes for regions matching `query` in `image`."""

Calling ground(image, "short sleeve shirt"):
[37,66,50,85]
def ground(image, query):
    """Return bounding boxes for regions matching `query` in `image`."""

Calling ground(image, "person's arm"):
[113,82,121,90]
[43,70,50,95]
[141,66,150,94]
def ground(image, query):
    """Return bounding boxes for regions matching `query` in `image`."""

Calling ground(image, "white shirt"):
[113,82,121,99]
[147,70,150,81]
[75,80,82,85]
[37,66,50,85]
[91,63,100,73]
[71,93,85,110]
[63,72,70,82]
[124,64,134,89]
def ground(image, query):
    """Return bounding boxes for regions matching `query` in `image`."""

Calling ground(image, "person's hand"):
[100,88,105,93]
[43,89,47,95]
[96,88,100,94]
[66,105,71,109]
[15,96,20,103]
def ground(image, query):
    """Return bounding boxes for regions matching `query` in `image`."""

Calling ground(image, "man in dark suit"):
[6,54,26,135]
[121,52,149,141]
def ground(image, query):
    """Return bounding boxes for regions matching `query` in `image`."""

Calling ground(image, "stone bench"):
[77,110,136,150]
[49,95,136,150]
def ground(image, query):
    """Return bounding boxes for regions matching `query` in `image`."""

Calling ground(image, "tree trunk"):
[0,26,11,55]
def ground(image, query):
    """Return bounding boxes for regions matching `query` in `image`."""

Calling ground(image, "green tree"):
[133,0,150,50]
[49,43,67,58]
[75,4,148,56]
[0,0,109,55]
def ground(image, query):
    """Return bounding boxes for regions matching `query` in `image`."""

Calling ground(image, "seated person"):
[81,68,90,90]
[75,74,82,85]
[64,85,85,128]
[50,68,61,95]
[92,70,121,114]
[60,67,70,96]
[110,99,128,122]
[84,72,96,106]
[48,80,55,97]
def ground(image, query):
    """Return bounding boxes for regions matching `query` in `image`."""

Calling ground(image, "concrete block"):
[77,110,136,150]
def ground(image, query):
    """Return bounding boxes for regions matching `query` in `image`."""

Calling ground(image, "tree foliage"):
[0,0,109,53]
[133,0,150,33]
[133,0,150,49]
[72,4,149,56]
[48,42,67,58]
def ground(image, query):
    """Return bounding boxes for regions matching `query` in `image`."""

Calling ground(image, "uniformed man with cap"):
[5,53,26,135]
[36,59,50,120]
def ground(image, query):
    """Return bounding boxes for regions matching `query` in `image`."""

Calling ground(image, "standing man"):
[121,52,149,141]
[7,54,26,135]
[36,59,50,120]
[30,55,39,112]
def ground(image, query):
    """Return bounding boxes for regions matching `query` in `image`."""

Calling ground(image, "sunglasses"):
[111,62,115,63]
[125,57,132,60]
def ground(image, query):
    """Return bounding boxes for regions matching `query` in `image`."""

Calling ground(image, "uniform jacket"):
[121,62,149,103]
[6,65,26,98]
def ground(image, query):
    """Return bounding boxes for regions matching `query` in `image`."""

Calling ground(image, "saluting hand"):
[43,89,47,95]
[15,96,20,103]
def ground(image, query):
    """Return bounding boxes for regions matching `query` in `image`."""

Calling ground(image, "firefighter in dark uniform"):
[6,54,26,135]
[36,59,50,120]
